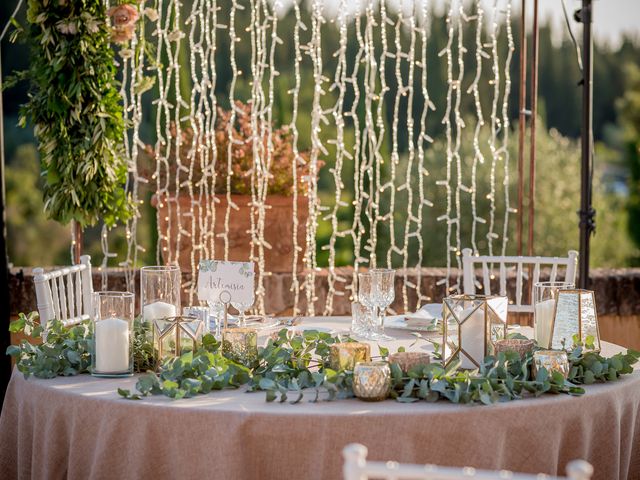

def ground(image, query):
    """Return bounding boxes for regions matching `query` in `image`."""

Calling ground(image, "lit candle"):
[534,299,555,348]
[95,318,130,373]
[459,306,485,369]
[143,301,177,322]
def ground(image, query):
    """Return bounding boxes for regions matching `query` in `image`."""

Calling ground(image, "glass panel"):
[551,292,580,349]
[579,292,600,350]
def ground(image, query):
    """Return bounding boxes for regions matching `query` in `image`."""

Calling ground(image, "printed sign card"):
[197,260,254,305]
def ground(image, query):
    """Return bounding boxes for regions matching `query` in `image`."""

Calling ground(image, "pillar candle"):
[459,307,485,369]
[143,301,177,322]
[534,299,556,348]
[95,318,130,373]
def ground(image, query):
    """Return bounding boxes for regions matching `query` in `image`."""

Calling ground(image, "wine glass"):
[371,268,396,340]
[231,298,254,327]
[357,273,377,339]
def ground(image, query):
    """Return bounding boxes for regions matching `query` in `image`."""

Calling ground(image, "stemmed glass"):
[231,298,254,328]
[371,268,396,340]
[357,273,377,339]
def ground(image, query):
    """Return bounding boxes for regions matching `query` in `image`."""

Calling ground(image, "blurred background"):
[1,0,638,269]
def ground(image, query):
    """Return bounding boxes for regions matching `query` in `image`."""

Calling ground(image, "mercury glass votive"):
[494,339,535,359]
[532,350,570,379]
[353,361,391,401]
[388,352,430,372]
[222,327,258,368]
[329,342,371,371]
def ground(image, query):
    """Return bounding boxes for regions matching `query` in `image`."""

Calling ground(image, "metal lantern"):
[442,295,508,369]
[549,289,601,351]
[153,315,204,366]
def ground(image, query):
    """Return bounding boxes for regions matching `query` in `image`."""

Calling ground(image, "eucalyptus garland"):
[8,0,132,227]
[6,312,640,406]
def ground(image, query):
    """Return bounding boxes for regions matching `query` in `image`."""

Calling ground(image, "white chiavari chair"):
[461,249,578,313]
[33,255,93,328]
[342,444,593,480]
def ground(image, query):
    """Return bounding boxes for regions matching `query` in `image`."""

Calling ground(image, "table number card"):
[197,260,254,305]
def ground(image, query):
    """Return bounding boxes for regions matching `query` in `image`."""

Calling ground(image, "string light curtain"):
[106,0,515,315]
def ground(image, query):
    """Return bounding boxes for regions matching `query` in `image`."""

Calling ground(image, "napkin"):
[404,303,442,328]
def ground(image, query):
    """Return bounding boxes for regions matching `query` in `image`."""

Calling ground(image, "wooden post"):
[72,220,83,265]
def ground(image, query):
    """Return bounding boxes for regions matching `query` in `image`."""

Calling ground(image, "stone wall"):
[9,266,640,317]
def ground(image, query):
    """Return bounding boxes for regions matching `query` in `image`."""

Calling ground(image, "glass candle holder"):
[222,327,258,368]
[533,350,570,379]
[329,342,371,371]
[92,291,134,377]
[442,295,508,370]
[533,282,574,349]
[353,361,391,401]
[141,266,181,323]
[494,339,535,359]
[153,315,203,366]
[388,352,430,372]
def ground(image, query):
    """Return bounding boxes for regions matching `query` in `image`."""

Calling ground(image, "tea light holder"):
[222,327,258,368]
[548,290,601,351]
[353,361,391,401]
[388,352,430,372]
[494,339,535,359]
[329,342,371,371]
[442,295,508,370]
[533,350,570,379]
[153,315,204,366]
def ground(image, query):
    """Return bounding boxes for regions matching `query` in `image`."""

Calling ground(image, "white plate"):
[384,315,441,334]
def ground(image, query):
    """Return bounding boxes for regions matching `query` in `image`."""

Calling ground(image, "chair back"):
[33,255,93,327]
[342,443,593,480]
[461,249,578,313]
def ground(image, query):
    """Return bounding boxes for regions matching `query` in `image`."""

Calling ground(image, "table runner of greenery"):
[7,312,639,405]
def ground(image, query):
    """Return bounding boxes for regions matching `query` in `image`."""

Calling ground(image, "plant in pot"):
[148,101,316,272]
[8,0,133,260]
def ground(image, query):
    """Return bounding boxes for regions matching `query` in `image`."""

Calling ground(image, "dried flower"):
[107,4,139,44]
[56,21,78,35]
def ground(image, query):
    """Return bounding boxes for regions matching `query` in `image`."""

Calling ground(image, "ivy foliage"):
[7,314,640,406]
[9,0,132,227]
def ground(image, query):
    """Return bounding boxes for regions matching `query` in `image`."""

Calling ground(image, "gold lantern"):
[153,315,204,366]
[442,295,508,370]
[548,289,601,351]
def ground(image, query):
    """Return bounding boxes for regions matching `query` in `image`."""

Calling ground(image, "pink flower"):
[107,4,139,43]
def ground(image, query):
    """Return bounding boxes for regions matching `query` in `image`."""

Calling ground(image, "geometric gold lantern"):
[442,295,508,370]
[549,289,600,352]
[153,315,204,367]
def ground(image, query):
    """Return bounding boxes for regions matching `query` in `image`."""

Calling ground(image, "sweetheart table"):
[1,317,639,480]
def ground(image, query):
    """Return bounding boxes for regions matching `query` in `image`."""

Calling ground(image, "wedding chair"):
[342,444,593,480]
[33,255,94,327]
[461,248,578,313]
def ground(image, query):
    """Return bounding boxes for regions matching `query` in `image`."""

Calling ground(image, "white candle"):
[95,318,130,373]
[143,301,177,322]
[534,299,556,348]
[459,306,485,369]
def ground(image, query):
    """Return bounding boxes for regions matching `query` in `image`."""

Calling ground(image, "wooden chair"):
[342,443,593,480]
[33,255,93,327]
[461,248,578,313]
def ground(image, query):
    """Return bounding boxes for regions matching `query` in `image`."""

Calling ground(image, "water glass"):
[140,266,181,323]
[371,268,396,340]
[351,301,372,337]
[231,299,254,327]
[92,291,134,377]
[533,281,574,348]
[357,273,377,339]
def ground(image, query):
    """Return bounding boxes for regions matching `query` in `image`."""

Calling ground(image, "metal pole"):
[0,47,13,404]
[516,0,528,256]
[528,0,539,256]
[578,0,594,288]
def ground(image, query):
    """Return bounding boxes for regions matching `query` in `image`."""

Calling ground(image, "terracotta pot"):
[153,194,308,272]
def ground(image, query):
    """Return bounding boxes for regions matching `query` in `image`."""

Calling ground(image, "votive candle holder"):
[532,350,570,380]
[329,342,371,371]
[222,327,258,368]
[388,352,430,372]
[353,361,391,401]
[494,339,535,359]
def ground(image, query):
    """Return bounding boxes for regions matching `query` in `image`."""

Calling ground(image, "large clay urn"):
[153,194,308,272]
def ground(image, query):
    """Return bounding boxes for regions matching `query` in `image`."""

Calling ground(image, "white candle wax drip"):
[534,299,556,349]
[459,306,485,369]
[95,318,130,373]
[143,301,177,322]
